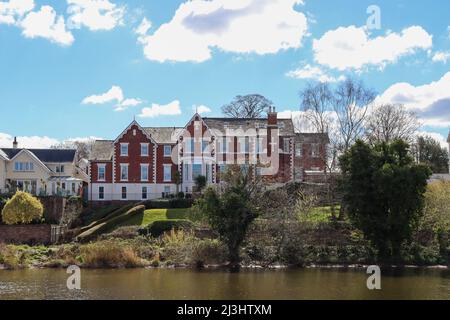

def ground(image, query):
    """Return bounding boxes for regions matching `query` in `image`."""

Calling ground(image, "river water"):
[0,268,449,300]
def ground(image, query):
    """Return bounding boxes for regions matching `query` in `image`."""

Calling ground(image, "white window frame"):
[98,164,106,181]
[184,164,190,182]
[283,138,290,154]
[202,140,209,154]
[120,143,129,156]
[239,137,249,154]
[256,137,264,155]
[163,164,172,182]
[142,186,148,200]
[14,162,34,172]
[141,164,149,181]
[219,136,228,153]
[120,164,129,181]
[164,145,172,157]
[295,143,302,157]
[192,163,202,179]
[185,138,195,154]
[98,186,105,200]
[141,143,149,156]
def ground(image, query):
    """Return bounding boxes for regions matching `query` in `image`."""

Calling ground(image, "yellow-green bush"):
[422,180,450,233]
[1,191,44,225]
[80,240,146,268]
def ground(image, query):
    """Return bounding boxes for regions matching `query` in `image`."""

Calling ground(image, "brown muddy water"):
[0,268,449,300]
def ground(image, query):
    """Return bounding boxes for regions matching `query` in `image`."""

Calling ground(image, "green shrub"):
[1,191,44,225]
[77,205,145,242]
[177,192,185,199]
[139,219,194,237]
[144,198,194,210]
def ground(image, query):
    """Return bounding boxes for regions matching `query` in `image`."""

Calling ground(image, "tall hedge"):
[1,191,44,225]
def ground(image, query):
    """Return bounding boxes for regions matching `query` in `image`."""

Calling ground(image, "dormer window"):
[120,143,129,156]
[55,165,65,173]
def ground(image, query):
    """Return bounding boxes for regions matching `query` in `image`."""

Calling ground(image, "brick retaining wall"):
[0,224,62,245]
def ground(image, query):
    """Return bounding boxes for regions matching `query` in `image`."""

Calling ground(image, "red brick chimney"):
[268,106,277,126]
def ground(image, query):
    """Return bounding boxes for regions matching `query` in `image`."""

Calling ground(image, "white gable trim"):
[177,113,215,141]
[114,120,157,145]
[9,149,51,173]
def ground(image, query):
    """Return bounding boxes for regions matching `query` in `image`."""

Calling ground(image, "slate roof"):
[89,140,114,161]
[143,127,183,144]
[0,148,76,163]
[90,118,298,160]
[0,149,8,160]
[202,118,295,136]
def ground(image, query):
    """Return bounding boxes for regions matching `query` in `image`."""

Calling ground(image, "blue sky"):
[0,0,449,148]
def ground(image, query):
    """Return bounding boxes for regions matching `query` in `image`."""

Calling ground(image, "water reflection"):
[0,268,449,300]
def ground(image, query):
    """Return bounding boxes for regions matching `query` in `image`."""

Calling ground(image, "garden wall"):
[38,197,83,226]
[0,224,64,245]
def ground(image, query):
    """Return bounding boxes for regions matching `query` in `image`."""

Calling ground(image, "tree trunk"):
[228,246,241,272]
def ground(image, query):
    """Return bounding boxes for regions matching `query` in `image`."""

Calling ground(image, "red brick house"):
[88,109,329,202]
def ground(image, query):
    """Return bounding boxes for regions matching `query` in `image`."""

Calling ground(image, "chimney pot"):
[13,137,18,149]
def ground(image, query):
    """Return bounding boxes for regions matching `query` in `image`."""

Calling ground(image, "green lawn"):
[118,208,190,227]
[299,206,341,223]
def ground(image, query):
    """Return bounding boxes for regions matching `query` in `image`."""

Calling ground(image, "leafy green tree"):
[1,191,44,225]
[413,135,449,174]
[194,175,207,192]
[421,181,450,258]
[174,171,181,194]
[340,140,432,260]
[192,166,262,269]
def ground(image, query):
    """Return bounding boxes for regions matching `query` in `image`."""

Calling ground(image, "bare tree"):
[222,94,274,118]
[333,78,376,152]
[366,104,421,144]
[51,140,94,161]
[300,82,333,134]
[299,78,376,220]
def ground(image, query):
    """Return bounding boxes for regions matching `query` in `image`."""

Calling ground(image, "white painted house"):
[0,138,89,196]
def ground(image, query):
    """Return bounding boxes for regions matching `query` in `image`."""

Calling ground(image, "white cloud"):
[67,0,125,31]
[20,5,74,46]
[432,51,450,64]
[0,0,34,25]
[286,64,345,83]
[139,0,308,63]
[135,17,151,37]
[313,25,432,71]
[139,100,182,118]
[0,132,59,149]
[193,104,212,114]
[82,85,123,104]
[378,71,450,128]
[0,133,104,149]
[82,86,142,111]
